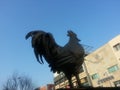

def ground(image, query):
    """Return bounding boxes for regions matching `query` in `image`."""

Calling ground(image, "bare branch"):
[2,73,34,90]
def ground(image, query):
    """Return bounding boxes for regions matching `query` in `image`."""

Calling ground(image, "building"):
[54,65,89,89]
[35,84,54,90]
[54,34,120,89]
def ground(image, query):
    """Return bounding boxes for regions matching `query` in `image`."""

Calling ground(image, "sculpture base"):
[57,87,120,90]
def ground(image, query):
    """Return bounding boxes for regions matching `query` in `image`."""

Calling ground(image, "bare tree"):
[3,73,34,90]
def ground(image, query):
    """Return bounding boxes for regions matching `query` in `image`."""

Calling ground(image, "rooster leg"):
[66,74,73,88]
[75,73,82,88]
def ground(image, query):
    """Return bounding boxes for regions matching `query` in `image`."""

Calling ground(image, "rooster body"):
[26,30,85,88]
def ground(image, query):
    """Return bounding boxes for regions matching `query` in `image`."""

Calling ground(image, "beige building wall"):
[84,34,120,87]
[54,34,120,89]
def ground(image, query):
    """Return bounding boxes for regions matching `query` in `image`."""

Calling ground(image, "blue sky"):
[0,0,120,88]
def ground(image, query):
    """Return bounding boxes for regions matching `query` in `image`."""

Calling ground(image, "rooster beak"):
[25,33,31,40]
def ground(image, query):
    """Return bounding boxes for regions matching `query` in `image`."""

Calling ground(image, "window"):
[80,66,84,73]
[60,72,65,77]
[114,80,120,87]
[81,77,89,86]
[91,73,99,80]
[108,65,119,73]
[81,77,88,83]
[113,43,120,51]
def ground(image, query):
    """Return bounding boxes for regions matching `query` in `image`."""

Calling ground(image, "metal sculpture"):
[25,30,85,88]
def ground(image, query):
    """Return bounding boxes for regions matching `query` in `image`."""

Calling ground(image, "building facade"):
[35,84,54,90]
[54,35,120,89]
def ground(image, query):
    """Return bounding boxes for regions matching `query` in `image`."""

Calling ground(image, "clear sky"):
[0,0,120,88]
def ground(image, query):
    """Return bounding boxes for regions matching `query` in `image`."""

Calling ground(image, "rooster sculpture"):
[25,30,85,88]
